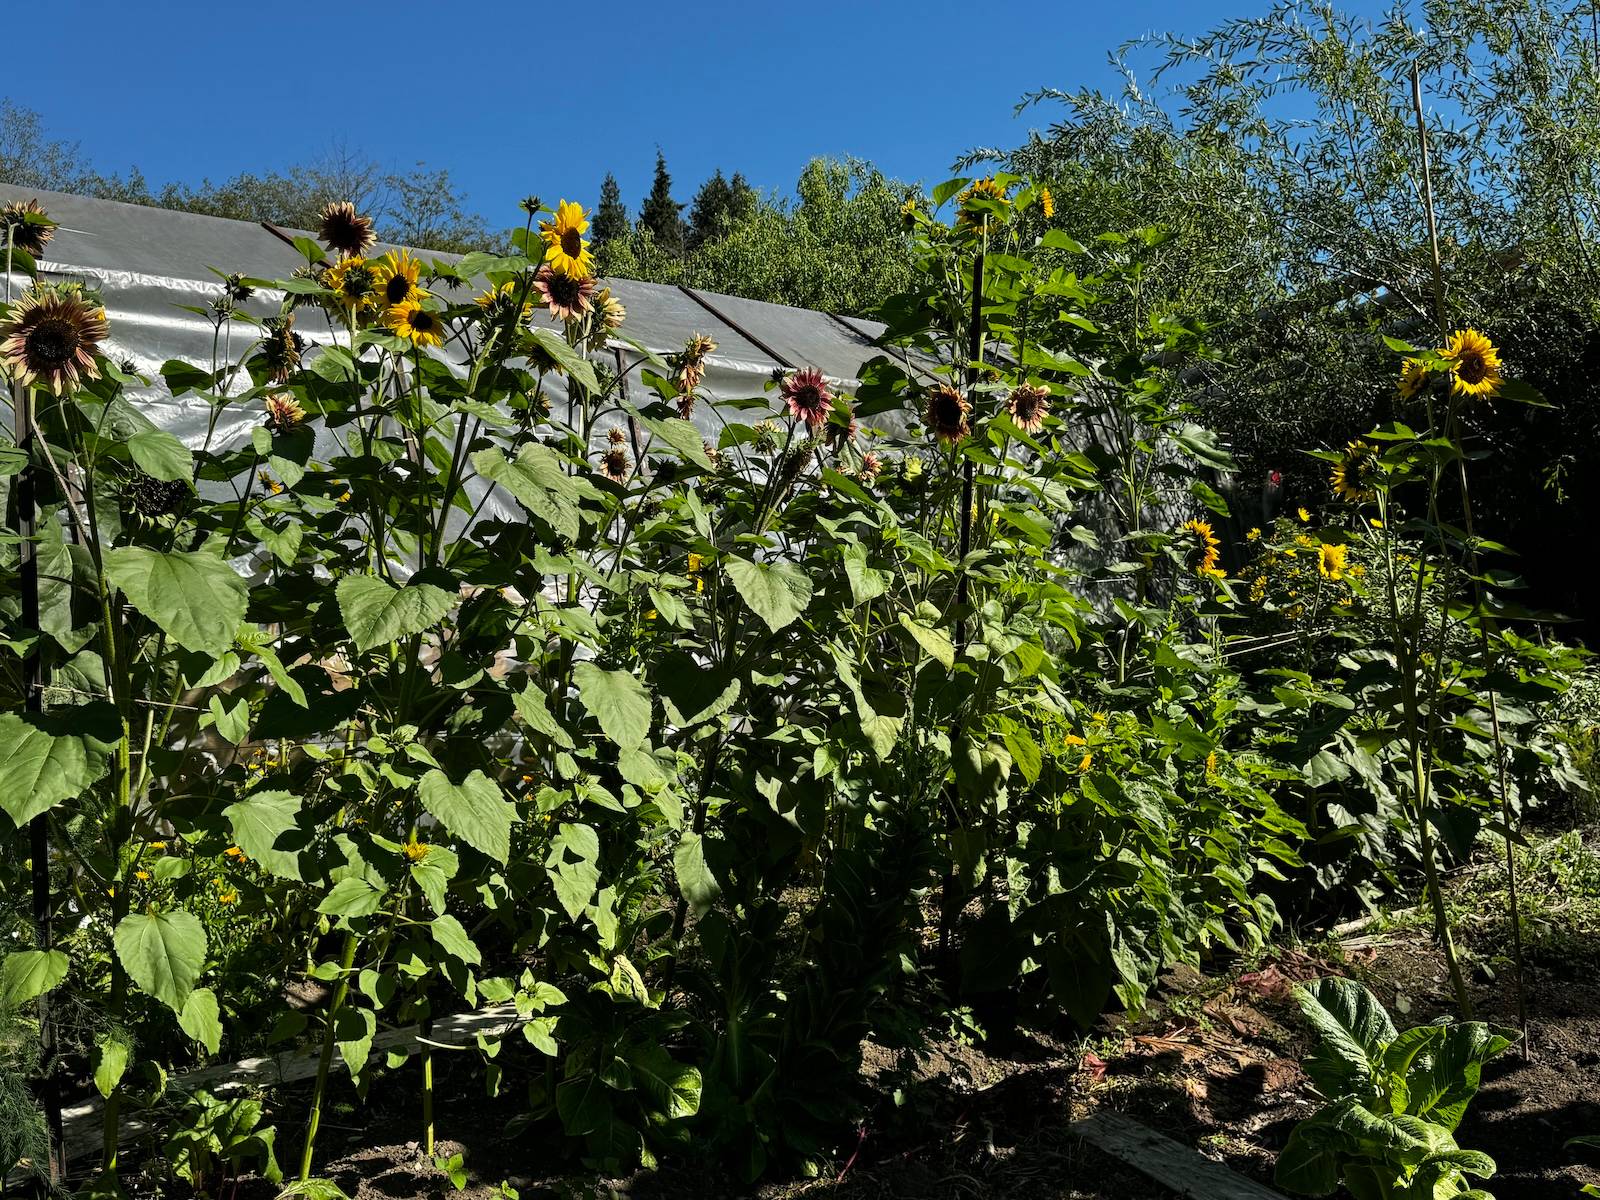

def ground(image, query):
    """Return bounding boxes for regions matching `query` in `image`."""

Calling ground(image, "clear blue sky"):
[13,0,1390,220]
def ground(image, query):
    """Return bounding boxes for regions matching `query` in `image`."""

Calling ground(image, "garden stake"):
[1411,63,1527,1038]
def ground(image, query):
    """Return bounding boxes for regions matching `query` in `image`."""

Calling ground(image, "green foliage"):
[1277,978,1510,1199]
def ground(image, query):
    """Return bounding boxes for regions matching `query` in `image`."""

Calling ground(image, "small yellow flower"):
[224,845,246,860]
[403,838,429,863]
[337,490,351,503]
[1205,751,1218,778]
[1245,527,1260,542]
[1369,517,1383,529]
[1039,186,1055,218]
[149,841,166,852]
[1318,542,1349,581]
[1063,733,1086,747]
[1297,507,1311,522]
[134,870,151,881]
[218,890,238,905]
[1078,751,1093,772]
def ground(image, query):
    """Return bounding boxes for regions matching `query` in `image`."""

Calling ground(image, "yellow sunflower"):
[1182,517,1222,577]
[386,299,445,348]
[1438,328,1502,400]
[1398,356,1429,399]
[372,250,426,308]
[1329,439,1378,504]
[958,177,1008,229]
[324,255,377,313]
[1318,542,1349,581]
[1039,186,1055,218]
[539,200,595,280]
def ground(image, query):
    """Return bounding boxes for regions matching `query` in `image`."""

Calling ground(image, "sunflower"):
[1318,542,1349,581]
[264,392,305,433]
[318,200,376,257]
[257,314,305,383]
[372,250,425,308]
[1438,328,1502,400]
[539,200,595,280]
[599,444,631,483]
[0,284,109,394]
[1,198,55,256]
[958,177,1008,229]
[532,265,596,321]
[1038,187,1055,219]
[1329,439,1378,504]
[859,451,884,483]
[475,281,534,325]
[1181,518,1222,577]
[673,333,717,394]
[781,367,833,430]
[386,299,445,348]
[587,287,626,350]
[1006,383,1051,433]
[123,472,189,519]
[924,384,972,443]
[324,256,378,313]
[1397,356,1429,399]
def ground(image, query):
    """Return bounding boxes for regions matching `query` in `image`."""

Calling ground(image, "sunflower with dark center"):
[325,256,377,313]
[1397,357,1429,399]
[0,284,109,394]
[318,200,376,257]
[600,445,631,483]
[123,472,190,519]
[259,315,305,383]
[1006,383,1051,433]
[1438,328,1502,400]
[533,265,596,321]
[781,367,833,430]
[1330,439,1378,504]
[924,384,972,444]
[264,393,306,433]
[386,300,445,349]
[1,198,55,256]
[1182,517,1222,577]
[373,251,425,308]
[539,200,594,280]
[475,281,533,326]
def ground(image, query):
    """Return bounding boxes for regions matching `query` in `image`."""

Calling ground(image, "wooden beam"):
[1071,1110,1288,1200]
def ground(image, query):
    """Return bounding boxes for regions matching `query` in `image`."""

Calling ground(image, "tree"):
[638,150,685,254]
[687,169,759,250]
[592,173,628,245]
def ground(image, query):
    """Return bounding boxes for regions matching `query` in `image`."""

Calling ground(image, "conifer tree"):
[638,150,685,254]
[592,172,628,244]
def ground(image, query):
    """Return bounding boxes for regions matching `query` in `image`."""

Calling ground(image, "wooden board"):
[10,1002,527,1186]
[1071,1110,1288,1200]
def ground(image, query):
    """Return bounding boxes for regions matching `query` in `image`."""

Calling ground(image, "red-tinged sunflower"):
[532,265,596,321]
[599,444,631,483]
[1397,356,1429,399]
[372,250,425,308]
[1329,439,1378,504]
[924,384,971,444]
[0,284,108,394]
[781,367,833,430]
[1006,383,1051,433]
[539,200,594,279]
[587,287,626,350]
[318,200,375,257]
[1,198,55,256]
[386,299,445,348]
[673,333,717,395]
[264,392,305,433]
[1438,328,1502,400]
[1182,517,1222,577]
[324,256,378,314]
[859,451,884,483]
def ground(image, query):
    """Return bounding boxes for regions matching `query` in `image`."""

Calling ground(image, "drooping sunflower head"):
[587,287,626,350]
[1318,542,1349,581]
[539,200,594,280]
[1182,517,1222,577]
[781,367,833,430]
[474,281,533,326]
[122,471,190,520]
[373,250,425,308]
[386,299,445,349]
[599,444,631,483]
[532,265,596,321]
[1438,328,1502,400]
[958,177,1009,229]
[1006,383,1051,433]
[324,256,378,313]
[264,392,306,433]
[258,314,305,383]
[0,283,109,394]
[318,200,376,257]
[1330,439,1379,504]
[1,198,56,257]
[924,384,972,444]
[673,333,718,394]
[1397,356,1430,399]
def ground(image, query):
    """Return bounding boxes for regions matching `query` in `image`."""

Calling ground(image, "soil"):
[97,833,1600,1200]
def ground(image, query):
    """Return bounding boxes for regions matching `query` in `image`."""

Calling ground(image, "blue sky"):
[15,0,1390,220]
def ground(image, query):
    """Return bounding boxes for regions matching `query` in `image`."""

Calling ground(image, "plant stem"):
[298,929,360,1182]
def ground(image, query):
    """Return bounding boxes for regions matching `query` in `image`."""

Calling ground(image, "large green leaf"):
[127,428,194,483]
[223,790,304,881]
[178,987,223,1054]
[672,832,719,918]
[430,915,482,966]
[0,949,69,1010]
[419,769,514,863]
[0,712,109,825]
[335,573,454,653]
[573,662,651,750]
[725,556,812,632]
[473,443,586,541]
[1295,977,1394,1100]
[104,548,247,655]
[629,1043,702,1120]
[1401,1023,1513,1131]
[114,910,206,1013]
